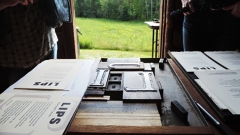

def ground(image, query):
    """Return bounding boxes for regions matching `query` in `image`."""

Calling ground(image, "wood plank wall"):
[56,0,78,59]
[159,0,183,58]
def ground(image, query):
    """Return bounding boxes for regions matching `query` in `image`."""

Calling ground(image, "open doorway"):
[74,0,161,59]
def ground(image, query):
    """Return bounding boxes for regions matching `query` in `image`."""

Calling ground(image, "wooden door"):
[56,0,79,59]
[159,0,183,58]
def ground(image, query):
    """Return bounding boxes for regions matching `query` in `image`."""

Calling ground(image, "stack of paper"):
[15,59,85,90]
[194,70,240,114]
[0,59,97,135]
[204,51,240,70]
[0,93,80,135]
[170,51,240,114]
[170,51,225,72]
[194,79,227,110]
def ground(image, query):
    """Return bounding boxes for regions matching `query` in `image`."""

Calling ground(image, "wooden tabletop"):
[66,58,239,135]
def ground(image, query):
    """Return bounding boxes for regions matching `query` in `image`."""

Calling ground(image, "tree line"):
[74,0,160,21]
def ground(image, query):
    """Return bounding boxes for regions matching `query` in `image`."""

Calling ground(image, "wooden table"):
[67,58,240,135]
[145,21,160,58]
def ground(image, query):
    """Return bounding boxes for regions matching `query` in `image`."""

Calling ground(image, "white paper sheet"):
[8,89,67,96]
[15,59,85,90]
[63,59,98,97]
[0,59,99,135]
[0,93,81,135]
[170,51,225,72]
[194,70,240,114]
[194,79,227,110]
[204,51,240,70]
[4,59,97,97]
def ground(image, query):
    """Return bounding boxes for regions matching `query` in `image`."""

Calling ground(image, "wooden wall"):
[159,0,183,58]
[56,0,78,59]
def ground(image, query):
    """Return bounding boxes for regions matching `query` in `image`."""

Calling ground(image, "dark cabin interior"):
[1,1,240,135]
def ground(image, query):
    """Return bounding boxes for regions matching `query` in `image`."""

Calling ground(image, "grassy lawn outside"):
[76,17,153,52]
[79,49,152,59]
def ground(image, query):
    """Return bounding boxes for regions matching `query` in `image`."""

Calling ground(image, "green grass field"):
[79,49,152,59]
[75,18,153,52]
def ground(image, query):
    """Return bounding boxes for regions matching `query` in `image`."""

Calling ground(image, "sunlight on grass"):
[79,49,152,59]
[76,18,152,52]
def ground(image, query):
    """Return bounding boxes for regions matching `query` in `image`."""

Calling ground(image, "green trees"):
[74,0,160,21]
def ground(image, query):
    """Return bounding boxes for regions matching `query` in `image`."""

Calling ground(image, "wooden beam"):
[56,0,78,59]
